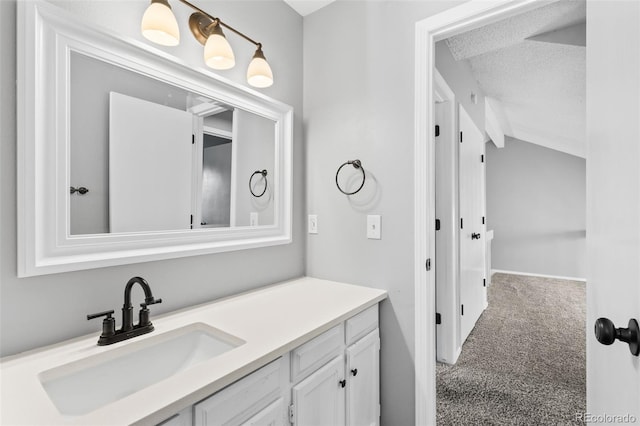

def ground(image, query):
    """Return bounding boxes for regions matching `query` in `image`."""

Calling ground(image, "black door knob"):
[594,317,640,356]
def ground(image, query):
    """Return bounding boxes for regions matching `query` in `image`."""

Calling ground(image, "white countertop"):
[0,277,387,425]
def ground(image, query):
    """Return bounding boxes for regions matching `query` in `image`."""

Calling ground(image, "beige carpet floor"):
[436,273,586,425]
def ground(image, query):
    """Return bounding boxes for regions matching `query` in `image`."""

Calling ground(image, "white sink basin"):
[39,323,244,416]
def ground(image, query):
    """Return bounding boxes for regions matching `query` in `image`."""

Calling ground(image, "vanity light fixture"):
[247,45,273,88]
[203,19,235,70]
[141,0,180,46]
[141,0,274,88]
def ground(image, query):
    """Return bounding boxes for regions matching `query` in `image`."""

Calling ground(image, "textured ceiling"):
[445,0,586,157]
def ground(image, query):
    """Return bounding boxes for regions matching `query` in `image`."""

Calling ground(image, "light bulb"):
[141,0,180,46]
[247,47,273,88]
[204,24,235,70]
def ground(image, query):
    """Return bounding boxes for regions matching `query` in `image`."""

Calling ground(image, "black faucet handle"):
[87,309,115,320]
[87,310,116,341]
[139,299,161,328]
[142,297,162,307]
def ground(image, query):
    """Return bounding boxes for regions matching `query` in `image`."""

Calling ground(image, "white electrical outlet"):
[308,215,318,234]
[367,215,381,239]
[250,212,259,226]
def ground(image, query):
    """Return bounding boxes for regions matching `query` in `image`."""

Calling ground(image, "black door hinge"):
[436,313,442,325]
[426,258,431,271]
[460,131,463,143]
[482,216,485,225]
[435,219,441,231]
[192,134,195,144]
[460,218,464,229]
[483,278,486,287]
[461,304,464,315]
[190,214,193,229]
[481,154,484,163]
[435,125,440,137]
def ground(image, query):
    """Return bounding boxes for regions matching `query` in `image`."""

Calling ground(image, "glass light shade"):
[141,1,180,46]
[204,32,235,70]
[247,54,273,88]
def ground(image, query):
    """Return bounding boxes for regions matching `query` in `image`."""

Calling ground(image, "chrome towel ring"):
[249,170,268,197]
[336,159,366,195]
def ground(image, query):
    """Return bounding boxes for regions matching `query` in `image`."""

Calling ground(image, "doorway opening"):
[413,0,588,423]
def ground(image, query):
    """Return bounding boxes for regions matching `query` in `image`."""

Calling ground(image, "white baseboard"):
[491,269,586,283]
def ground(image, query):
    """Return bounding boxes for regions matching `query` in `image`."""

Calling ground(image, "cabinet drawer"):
[345,305,378,345]
[193,358,283,426]
[291,325,344,383]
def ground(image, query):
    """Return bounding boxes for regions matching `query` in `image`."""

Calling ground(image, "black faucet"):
[87,277,162,346]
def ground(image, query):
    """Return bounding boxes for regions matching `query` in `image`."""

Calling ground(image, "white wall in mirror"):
[17,1,293,277]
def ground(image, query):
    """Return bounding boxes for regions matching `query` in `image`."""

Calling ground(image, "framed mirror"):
[17,1,293,277]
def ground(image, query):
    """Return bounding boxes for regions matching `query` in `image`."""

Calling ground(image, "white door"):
[346,330,380,426]
[586,1,640,420]
[292,355,346,426]
[435,96,461,364]
[109,92,193,233]
[458,105,487,344]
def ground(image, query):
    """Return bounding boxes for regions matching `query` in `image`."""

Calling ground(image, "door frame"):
[413,1,560,423]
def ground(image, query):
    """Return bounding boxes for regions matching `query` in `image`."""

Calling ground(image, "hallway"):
[437,273,586,425]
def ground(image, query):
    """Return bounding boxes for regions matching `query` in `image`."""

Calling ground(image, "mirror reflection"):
[69,51,275,235]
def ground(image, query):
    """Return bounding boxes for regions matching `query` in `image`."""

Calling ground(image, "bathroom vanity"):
[0,278,386,425]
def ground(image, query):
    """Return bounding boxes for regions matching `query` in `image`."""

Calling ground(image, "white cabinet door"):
[346,330,380,426]
[292,355,345,426]
[240,398,285,426]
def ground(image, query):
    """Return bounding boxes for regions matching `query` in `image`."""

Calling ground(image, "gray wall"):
[486,137,586,278]
[303,2,465,424]
[435,40,486,134]
[1,0,303,357]
[234,110,275,226]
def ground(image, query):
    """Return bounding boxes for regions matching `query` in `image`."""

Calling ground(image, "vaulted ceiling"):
[446,0,586,158]
[284,0,586,157]
[283,0,335,16]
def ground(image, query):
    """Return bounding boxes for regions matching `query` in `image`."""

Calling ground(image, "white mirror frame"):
[17,1,293,277]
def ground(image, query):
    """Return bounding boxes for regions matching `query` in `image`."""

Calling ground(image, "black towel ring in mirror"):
[336,159,366,195]
[249,170,268,197]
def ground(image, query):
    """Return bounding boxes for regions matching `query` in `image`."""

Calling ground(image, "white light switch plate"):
[250,212,259,226]
[367,215,381,239]
[308,215,318,234]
